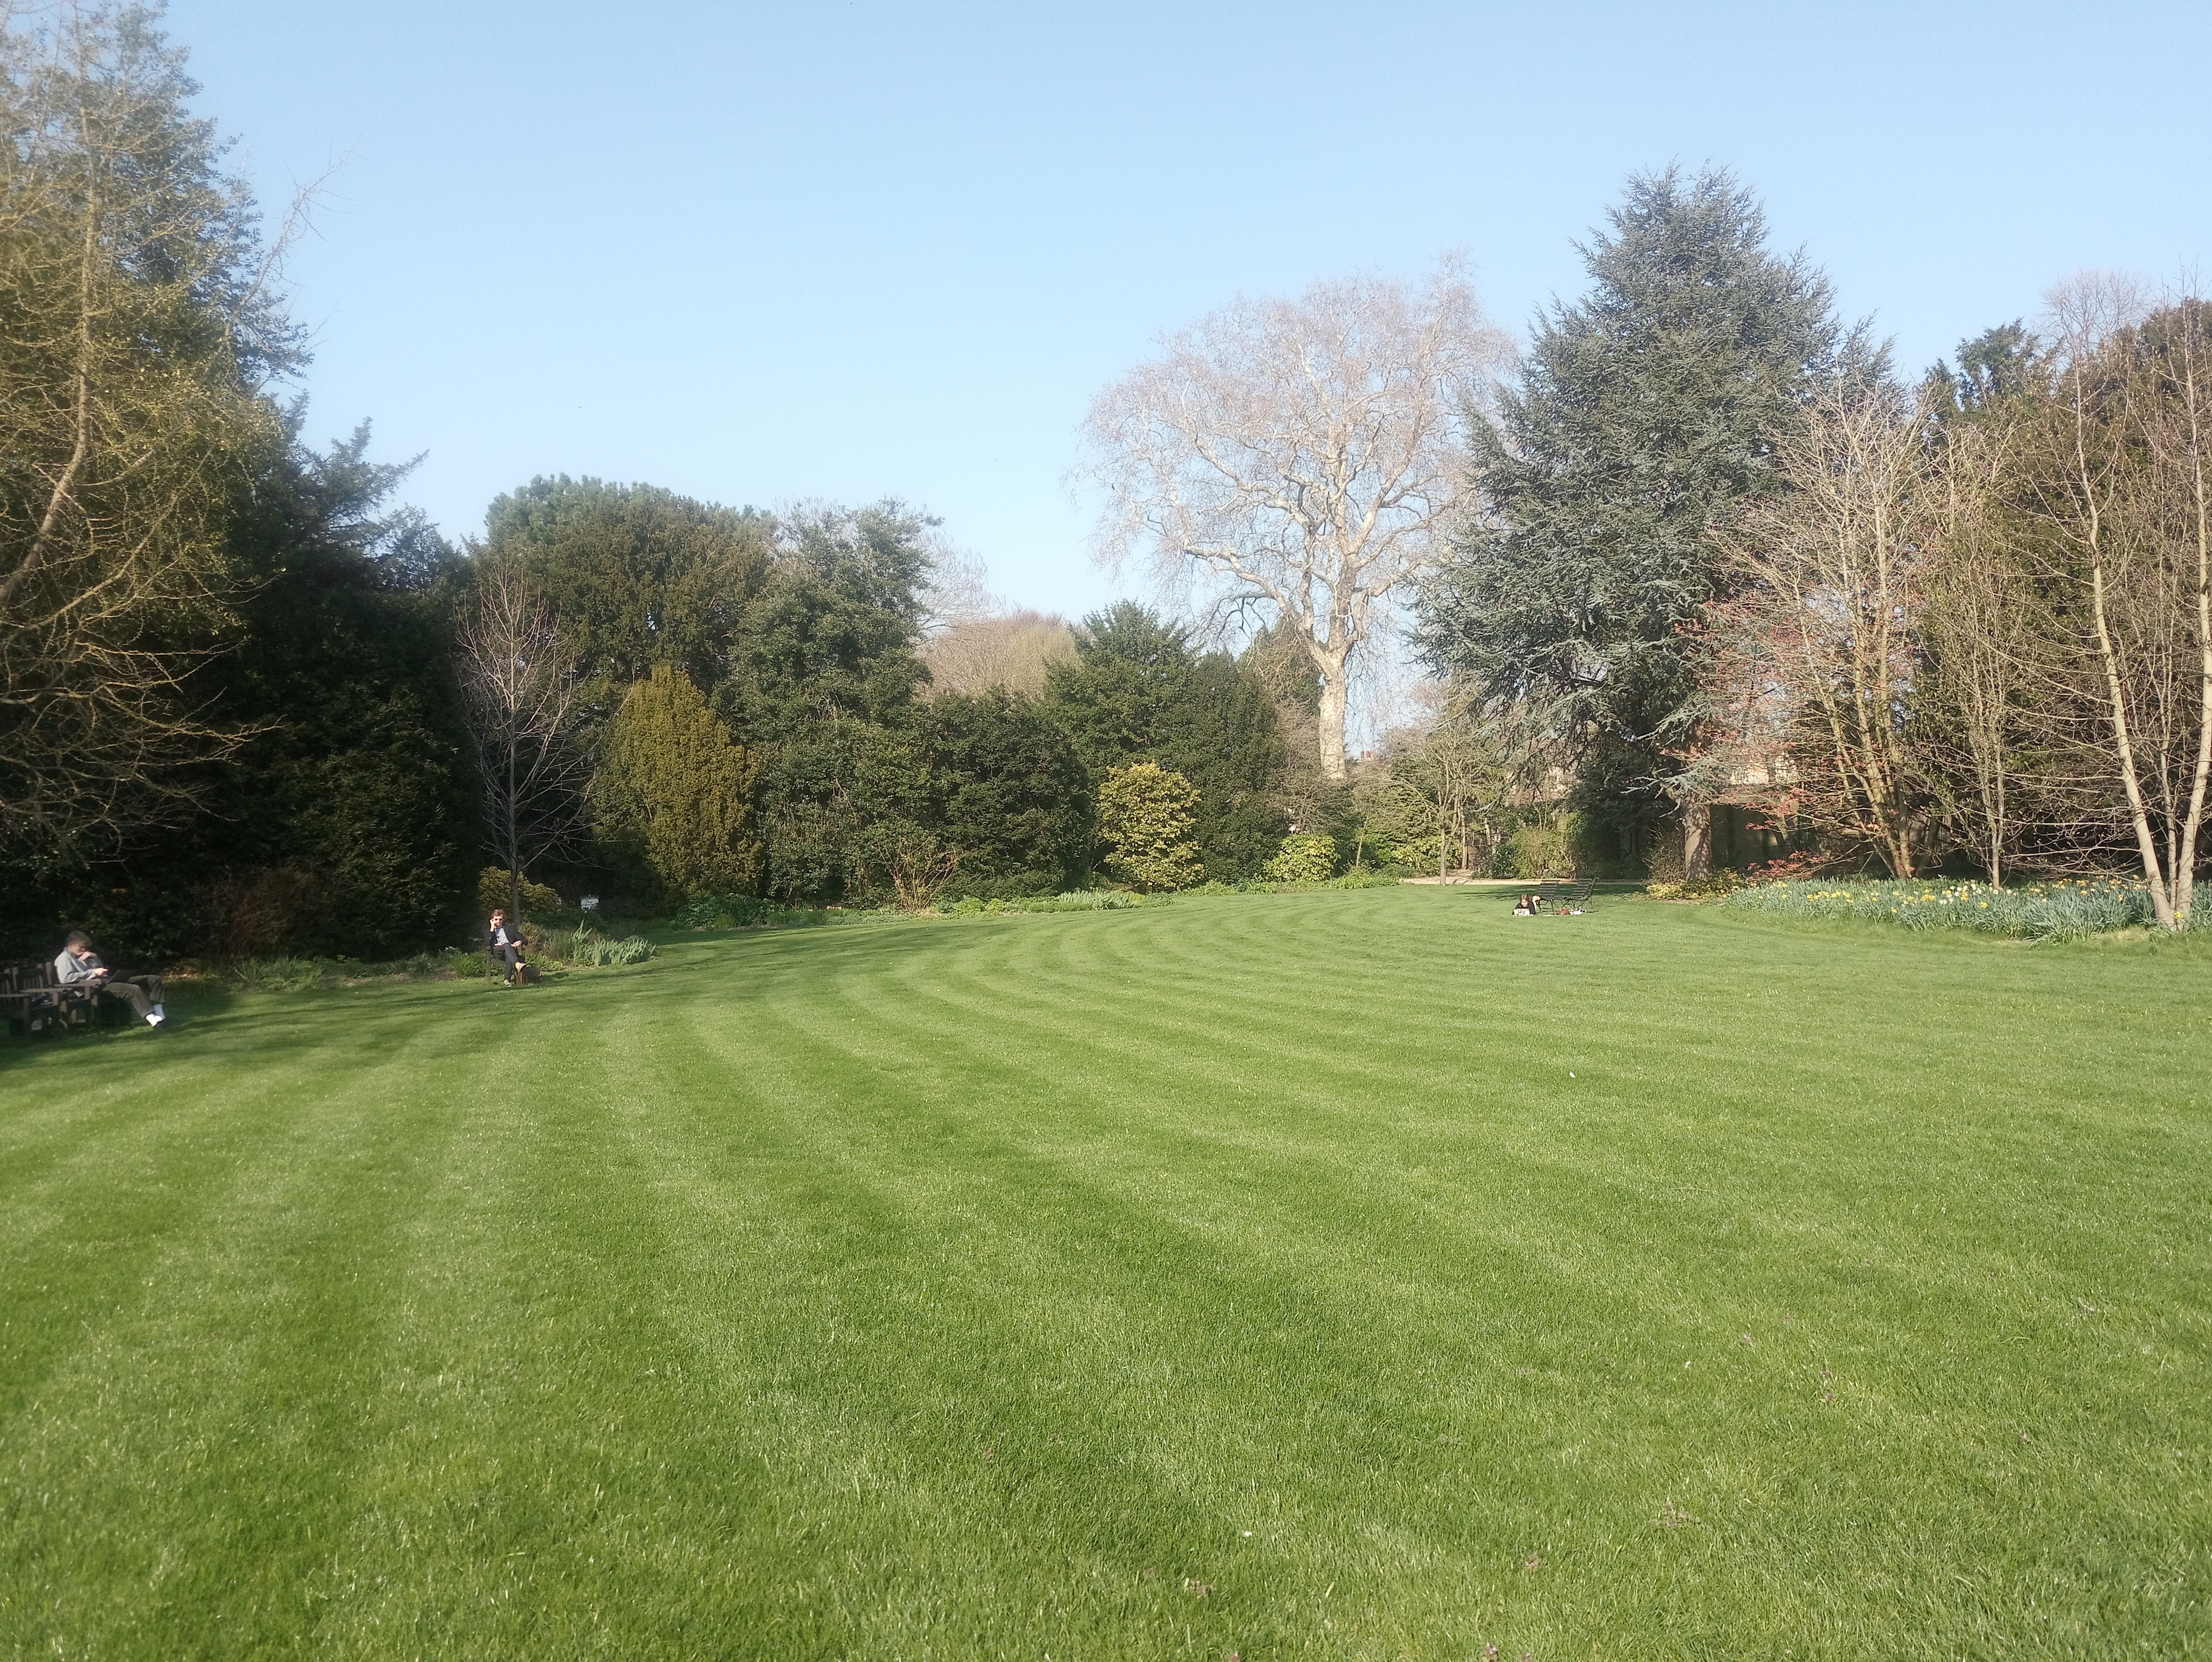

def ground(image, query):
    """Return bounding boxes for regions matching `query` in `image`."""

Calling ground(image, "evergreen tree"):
[714,504,936,905]
[478,476,772,716]
[594,665,762,903]
[924,689,1093,898]
[1419,165,1861,870]
[4,423,480,962]
[1923,322,2046,426]
[1044,602,1288,881]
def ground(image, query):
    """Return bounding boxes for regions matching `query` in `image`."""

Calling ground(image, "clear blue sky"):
[166,0,2210,618]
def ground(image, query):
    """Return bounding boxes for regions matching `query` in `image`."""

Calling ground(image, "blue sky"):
[166,0,2210,618]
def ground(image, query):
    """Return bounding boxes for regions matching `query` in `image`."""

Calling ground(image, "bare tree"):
[921,610,1075,697]
[2025,278,2212,929]
[1710,382,1932,877]
[457,567,591,921]
[0,5,310,861]
[1078,264,1508,780]
[1919,418,2041,884]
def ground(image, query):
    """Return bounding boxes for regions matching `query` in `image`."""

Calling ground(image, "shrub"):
[1647,869,1747,901]
[477,867,562,917]
[1261,833,1338,884]
[1643,837,1686,885]
[1188,869,1399,896]
[206,867,325,962]
[570,934,657,966]
[1723,876,2169,941]
[941,890,1145,915]
[1507,814,1578,879]
[1097,762,1203,892]
[671,894,838,930]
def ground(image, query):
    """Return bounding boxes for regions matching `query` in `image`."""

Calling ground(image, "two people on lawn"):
[488,909,528,987]
[54,931,167,1028]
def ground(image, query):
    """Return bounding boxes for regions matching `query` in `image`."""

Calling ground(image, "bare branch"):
[1076,262,1510,778]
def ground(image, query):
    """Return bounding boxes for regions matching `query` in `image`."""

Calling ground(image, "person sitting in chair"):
[488,909,528,987]
[54,931,166,1028]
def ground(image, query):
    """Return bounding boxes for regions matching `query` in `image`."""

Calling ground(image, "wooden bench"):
[0,959,106,1036]
[1516,877,1596,914]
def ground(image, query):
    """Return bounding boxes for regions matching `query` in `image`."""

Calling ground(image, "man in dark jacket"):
[488,910,527,987]
[54,931,166,1027]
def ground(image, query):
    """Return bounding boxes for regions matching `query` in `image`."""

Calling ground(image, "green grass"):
[2,889,2207,1659]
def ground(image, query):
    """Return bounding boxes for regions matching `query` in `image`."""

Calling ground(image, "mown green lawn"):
[2,888,2207,1659]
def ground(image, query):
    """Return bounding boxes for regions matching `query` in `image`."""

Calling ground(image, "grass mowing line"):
[3,886,2209,1656]
[4,1004,486,1653]
[646,903,2203,1655]
[638,941,1499,1657]
[626,1024,1253,1653]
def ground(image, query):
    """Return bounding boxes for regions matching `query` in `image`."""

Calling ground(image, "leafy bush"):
[206,867,325,963]
[531,925,585,962]
[1188,869,1399,896]
[1097,762,1204,892]
[1724,876,2169,941]
[450,951,488,978]
[1261,833,1338,884]
[1647,869,1748,901]
[476,867,562,917]
[1506,814,1578,879]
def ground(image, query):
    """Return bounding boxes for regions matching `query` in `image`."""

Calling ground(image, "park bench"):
[1518,877,1597,914]
[0,959,110,1036]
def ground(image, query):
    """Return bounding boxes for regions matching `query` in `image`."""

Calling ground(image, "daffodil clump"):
[1723,875,2167,940]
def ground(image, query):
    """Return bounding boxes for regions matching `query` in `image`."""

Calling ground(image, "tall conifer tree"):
[594,665,762,902]
[1421,166,1863,872]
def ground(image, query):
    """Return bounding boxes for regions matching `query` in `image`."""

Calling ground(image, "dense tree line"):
[9,12,2199,957]
[481,502,1297,912]
[0,9,1321,963]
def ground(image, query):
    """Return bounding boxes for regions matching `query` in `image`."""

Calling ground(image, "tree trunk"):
[1683,805,1712,882]
[506,736,524,925]
[2176,313,2212,929]
[2089,515,2178,928]
[1309,664,1345,788]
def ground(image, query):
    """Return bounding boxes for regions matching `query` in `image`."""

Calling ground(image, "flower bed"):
[1722,876,2166,941]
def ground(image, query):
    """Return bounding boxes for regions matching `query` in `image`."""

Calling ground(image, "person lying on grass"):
[54,931,166,1028]
[488,909,528,987]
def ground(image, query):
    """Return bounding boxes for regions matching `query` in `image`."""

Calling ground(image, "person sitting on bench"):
[488,909,528,987]
[54,931,166,1028]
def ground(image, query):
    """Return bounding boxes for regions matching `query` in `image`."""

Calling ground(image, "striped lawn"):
[1,887,2207,1659]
